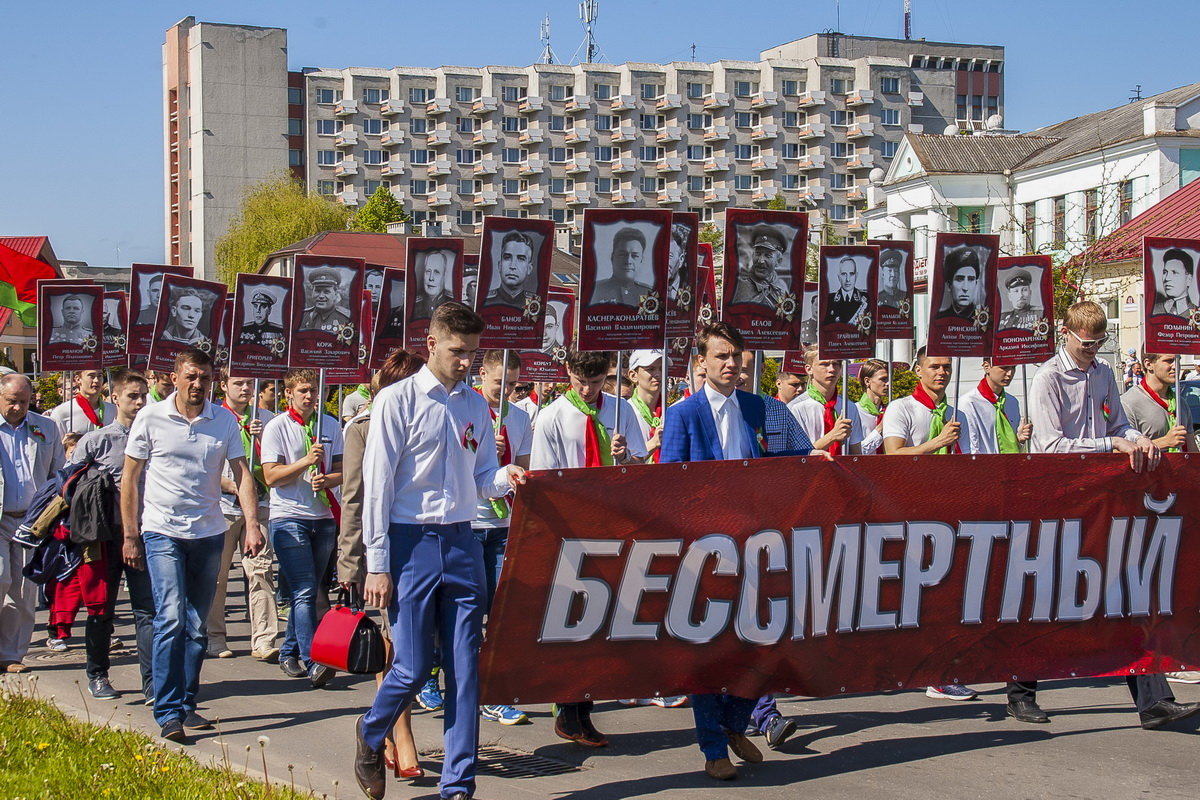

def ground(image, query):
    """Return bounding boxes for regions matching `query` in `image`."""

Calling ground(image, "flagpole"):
[1020,363,1030,453]
[498,349,510,434]
[660,333,669,430]
[753,351,763,397]
[887,340,894,405]
[613,350,624,437]
[841,360,849,420]
[953,357,962,415]
[250,378,260,474]
[67,371,74,431]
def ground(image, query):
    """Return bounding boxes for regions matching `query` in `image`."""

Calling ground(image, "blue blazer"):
[660,389,766,464]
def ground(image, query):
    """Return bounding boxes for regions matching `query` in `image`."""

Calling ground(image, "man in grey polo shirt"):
[121,349,264,743]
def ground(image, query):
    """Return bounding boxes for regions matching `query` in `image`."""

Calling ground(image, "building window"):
[316,88,341,104]
[881,140,898,158]
[1052,195,1066,247]
[316,150,339,166]
[881,108,901,125]
[638,145,662,162]
[733,144,758,160]
[287,118,304,136]
[501,85,526,102]
[733,174,757,190]
[458,210,479,226]
[830,78,851,95]
[880,77,901,94]
[363,118,386,135]
[957,206,985,233]
[734,111,759,128]
[594,145,614,162]
[593,84,614,101]
[288,87,303,105]
[1023,202,1037,253]
[781,143,804,159]
[1120,179,1135,224]
[640,83,663,100]
[549,84,568,101]
[594,114,615,131]
[408,87,429,103]
[687,175,705,191]
[454,86,477,103]
[501,116,526,132]
[987,96,1000,119]
[364,87,389,104]
[410,179,429,195]
[956,94,968,121]
[363,150,386,165]
[288,149,304,166]
[594,177,613,193]
[548,147,569,163]
[365,180,388,195]
[317,180,336,195]
[316,119,340,136]
[456,117,476,133]
[409,149,431,164]
[455,149,480,164]
[640,176,664,193]
[548,178,567,195]
[639,113,663,130]
[1085,188,1100,241]
[686,82,709,99]
[502,179,520,194]
[733,80,757,97]
[501,148,523,163]
[686,145,706,161]
[832,142,852,158]
[781,79,801,96]
[830,173,851,189]
[831,204,851,221]
[782,111,802,128]
[410,118,428,134]
[781,174,804,189]
[831,109,854,126]
[549,115,567,131]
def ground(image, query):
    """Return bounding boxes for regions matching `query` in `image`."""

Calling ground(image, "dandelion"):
[134,754,144,762]
[34,742,49,751]
[100,763,114,771]
[257,735,271,746]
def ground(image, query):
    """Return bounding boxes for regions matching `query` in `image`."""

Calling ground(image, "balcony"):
[379,98,404,116]
[426,98,452,115]
[333,158,359,177]
[656,125,683,143]
[907,91,925,107]
[610,125,637,143]
[702,125,731,142]
[750,123,779,141]
[797,91,826,108]
[847,218,867,232]
[657,188,682,205]
[472,157,499,175]
[798,184,827,202]
[470,96,498,116]
[380,128,405,147]
[565,126,592,144]
[426,129,452,147]
[611,94,636,111]
[612,188,638,205]
[518,96,544,114]
[704,187,732,204]
[473,190,499,207]
[795,154,827,170]
[751,154,779,172]
[846,186,866,201]
[426,158,452,176]
[611,156,637,173]
[750,90,778,109]
[655,156,682,173]
[656,93,683,110]
[702,92,731,109]
[519,189,546,206]
[427,190,453,207]
[846,122,875,139]
[565,94,592,113]
[796,123,827,139]
[847,153,877,169]
[517,128,545,145]
[846,89,876,107]
[567,189,592,205]
[702,156,731,172]
[334,99,358,117]
[335,190,361,206]
[752,186,779,203]
[908,123,925,134]
[472,128,499,145]
[517,157,545,176]
[381,158,406,176]
[334,130,359,148]
[566,156,592,174]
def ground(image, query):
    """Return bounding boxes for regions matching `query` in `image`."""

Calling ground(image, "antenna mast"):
[540,16,558,65]
[904,0,912,40]
[580,0,599,63]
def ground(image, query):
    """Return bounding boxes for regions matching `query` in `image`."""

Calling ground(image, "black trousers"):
[1007,675,1173,714]
[85,554,155,696]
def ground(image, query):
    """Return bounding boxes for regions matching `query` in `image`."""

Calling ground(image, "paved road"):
[21,577,1200,800]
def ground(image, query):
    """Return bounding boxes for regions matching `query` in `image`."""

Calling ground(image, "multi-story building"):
[165,19,1003,281]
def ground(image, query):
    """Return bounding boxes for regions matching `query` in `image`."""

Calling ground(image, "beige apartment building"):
[165,18,1003,281]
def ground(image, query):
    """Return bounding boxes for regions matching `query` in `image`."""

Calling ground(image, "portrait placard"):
[229,274,292,379]
[38,282,104,371]
[781,351,808,375]
[992,255,1056,366]
[364,266,387,316]
[798,281,820,346]
[101,291,128,369]
[521,287,575,382]
[128,264,191,356]
[476,217,555,349]
[290,254,365,370]
[665,212,700,340]
[147,276,226,373]
[720,208,808,350]
[696,242,717,331]
[867,239,915,339]
[576,208,670,351]
[404,238,464,355]
[370,268,407,369]
[327,290,374,384]
[926,233,998,359]
[1144,237,1200,355]
[817,246,879,360]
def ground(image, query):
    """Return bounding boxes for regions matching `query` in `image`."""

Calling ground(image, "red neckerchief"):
[583,393,605,468]
[285,407,341,525]
[528,388,539,405]
[820,393,841,457]
[1141,382,1170,413]
[976,377,999,405]
[223,401,262,459]
[75,395,101,428]
[911,382,961,454]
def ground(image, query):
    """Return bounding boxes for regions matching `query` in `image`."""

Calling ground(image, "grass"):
[0,677,332,800]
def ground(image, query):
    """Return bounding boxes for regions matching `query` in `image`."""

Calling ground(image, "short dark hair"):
[566,349,612,378]
[612,227,646,253]
[429,301,485,337]
[501,230,534,251]
[671,222,690,249]
[1163,248,1195,275]
[914,345,928,366]
[696,321,746,356]
[110,369,148,394]
[377,349,425,389]
[170,286,209,309]
[173,348,213,373]
[481,349,523,370]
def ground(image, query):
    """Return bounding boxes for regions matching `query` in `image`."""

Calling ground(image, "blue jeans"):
[270,517,337,665]
[471,526,508,614]
[143,531,224,727]
[692,693,758,760]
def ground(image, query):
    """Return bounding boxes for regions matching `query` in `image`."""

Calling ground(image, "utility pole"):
[540,16,557,65]
[580,0,599,64]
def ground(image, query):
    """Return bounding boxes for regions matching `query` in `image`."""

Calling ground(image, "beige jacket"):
[0,411,67,517]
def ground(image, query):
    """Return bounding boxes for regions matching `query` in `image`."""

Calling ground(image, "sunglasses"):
[1068,330,1108,349]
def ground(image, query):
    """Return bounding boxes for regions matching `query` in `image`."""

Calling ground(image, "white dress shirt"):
[704,384,752,459]
[529,392,648,471]
[1029,349,1141,454]
[474,401,532,529]
[960,386,1022,455]
[853,400,884,455]
[514,397,540,426]
[882,394,970,452]
[50,398,118,437]
[361,365,511,573]
[787,392,865,449]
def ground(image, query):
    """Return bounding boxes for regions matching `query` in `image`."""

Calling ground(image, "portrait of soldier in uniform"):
[299,266,352,333]
[731,225,791,308]
[1152,247,1198,318]
[878,249,907,309]
[136,274,163,325]
[800,291,819,344]
[102,297,123,339]
[824,255,869,325]
[161,286,216,348]
[667,222,692,305]
[591,226,654,308]
[485,231,539,311]
[998,267,1042,331]
[542,302,564,351]
[380,278,407,338]
[365,268,385,311]
[49,294,93,345]
[410,250,454,320]
[240,289,286,346]
[935,246,983,321]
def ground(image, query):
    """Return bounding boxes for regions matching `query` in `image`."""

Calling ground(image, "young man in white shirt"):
[881,347,976,701]
[49,369,117,437]
[852,359,889,456]
[261,368,343,688]
[122,349,263,743]
[787,346,863,456]
[147,371,173,404]
[529,348,647,749]
[510,382,540,425]
[626,349,665,463]
[1014,301,1198,729]
[960,360,1032,454]
[355,303,525,800]
[207,374,278,662]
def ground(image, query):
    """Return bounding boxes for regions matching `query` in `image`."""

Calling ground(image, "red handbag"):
[310,587,386,674]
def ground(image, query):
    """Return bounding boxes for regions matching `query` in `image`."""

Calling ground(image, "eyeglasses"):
[1068,330,1108,349]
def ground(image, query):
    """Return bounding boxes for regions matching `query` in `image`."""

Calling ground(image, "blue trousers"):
[471,525,508,614]
[691,693,758,760]
[362,522,485,798]
[270,517,337,665]
[751,694,781,733]
[143,531,223,727]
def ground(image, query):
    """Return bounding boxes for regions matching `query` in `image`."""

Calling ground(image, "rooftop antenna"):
[540,16,558,64]
[690,42,697,61]
[904,0,912,40]
[1129,84,1143,103]
[581,0,599,63]
[836,0,841,32]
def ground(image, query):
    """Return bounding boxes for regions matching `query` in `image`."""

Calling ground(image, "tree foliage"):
[698,222,724,252]
[349,185,409,232]
[765,193,788,211]
[759,356,779,397]
[214,173,351,287]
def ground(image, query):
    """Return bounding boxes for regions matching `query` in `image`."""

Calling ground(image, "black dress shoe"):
[308,663,334,689]
[280,656,306,678]
[354,715,386,799]
[1140,700,1200,730]
[764,714,797,749]
[1007,700,1050,723]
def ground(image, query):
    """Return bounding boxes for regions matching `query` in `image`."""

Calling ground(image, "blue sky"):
[1,1,1194,267]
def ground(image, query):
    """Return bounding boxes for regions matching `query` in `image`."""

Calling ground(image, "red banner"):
[147,276,226,373]
[327,290,374,384]
[993,255,1056,366]
[666,212,700,341]
[480,455,1200,704]
[721,209,808,351]
[817,245,879,360]
[520,287,575,382]
[475,217,554,349]
[927,233,998,359]
[867,240,916,340]
[229,274,292,380]
[38,282,104,371]
[404,238,463,356]
[101,291,128,369]
[1144,236,1200,355]
[369,268,406,369]
[290,255,365,370]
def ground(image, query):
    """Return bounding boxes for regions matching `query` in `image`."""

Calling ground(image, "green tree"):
[698,222,724,252]
[214,173,352,287]
[766,193,788,211]
[759,356,779,397]
[349,185,409,232]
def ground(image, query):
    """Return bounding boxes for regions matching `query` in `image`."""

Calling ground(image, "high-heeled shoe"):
[383,754,425,780]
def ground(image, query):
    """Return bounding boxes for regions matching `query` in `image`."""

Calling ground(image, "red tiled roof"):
[1069,179,1200,267]
[267,231,410,269]
[0,236,58,268]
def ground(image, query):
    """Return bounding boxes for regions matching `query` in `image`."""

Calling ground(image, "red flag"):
[0,242,58,325]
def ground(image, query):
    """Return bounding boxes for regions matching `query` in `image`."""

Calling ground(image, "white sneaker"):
[1166,671,1200,684]
[46,638,68,653]
[926,684,978,701]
